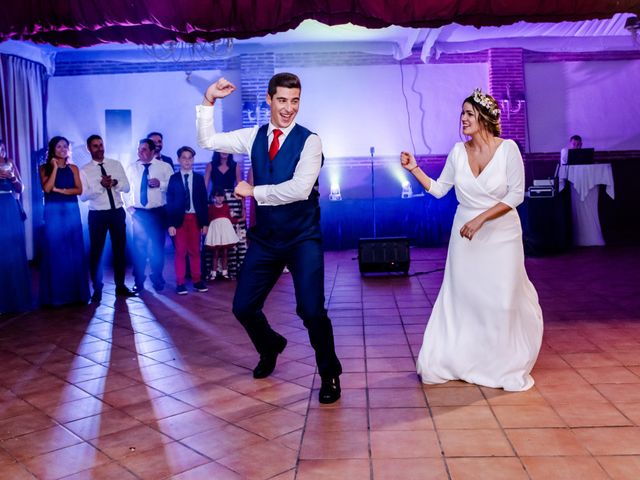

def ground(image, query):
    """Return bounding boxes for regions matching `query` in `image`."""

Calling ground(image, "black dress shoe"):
[115,286,137,297]
[319,377,341,404]
[132,284,145,295]
[91,290,102,303]
[253,335,287,379]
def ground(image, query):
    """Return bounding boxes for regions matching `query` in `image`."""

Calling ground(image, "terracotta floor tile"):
[480,386,548,406]
[61,461,140,479]
[202,394,276,422]
[305,407,368,432]
[439,429,514,457]
[532,368,589,385]
[20,384,92,409]
[23,442,110,480]
[217,440,298,479]
[533,353,571,369]
[74,372,139,396]
[561,352,623,368]
[367,371,419,388]
[573,427,640,455]
[0,397,37,420]
[366,345,414,358]
[367,357,417,372]
[596,455,640,480]
[155,407,226,440]
[431,406,499,429]
[371,430,441,458]
[236,407,306,439]
[369,388,427,408]
[43,395,112,424]
[553,402,632,427]
[0,412,57,440]
[447,457,528,480]
[118,441,209,479]
[99,383,164,408]
[172,461,245,480]
[120,395,194,423]
[0,461,37,479]
[578,366,640,384]
[506,428,588,456]
[89,423,172,459]
[372,458,448,480]
[615,403,640,425]
[521,456,609,480]
[595,383,640,404]
[297,459,370,480]
[181,423,266,459]
[249,381,311,407]
[1,425,82,461]
[64,409,142,440]
[425,386,486,406]
[369,407,434,431]
[536,383,609,405]
[300,430,369,459]
[64,364,111,383]
[491,404,565,428]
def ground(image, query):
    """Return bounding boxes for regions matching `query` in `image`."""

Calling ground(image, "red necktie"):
[269,129,283,161]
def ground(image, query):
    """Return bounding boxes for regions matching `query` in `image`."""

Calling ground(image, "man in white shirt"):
[125,138,174,293]
[197,73,342,404]
[560,134,583,165]
[80,135,136,302]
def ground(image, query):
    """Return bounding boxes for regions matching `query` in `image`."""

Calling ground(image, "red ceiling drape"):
[2,0,639,47]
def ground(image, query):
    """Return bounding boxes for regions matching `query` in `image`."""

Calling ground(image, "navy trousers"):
[232,238,342,378]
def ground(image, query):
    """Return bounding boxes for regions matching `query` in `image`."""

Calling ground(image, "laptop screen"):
[567,148,595,165]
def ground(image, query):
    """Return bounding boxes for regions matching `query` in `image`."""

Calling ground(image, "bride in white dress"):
[401,89,543,391]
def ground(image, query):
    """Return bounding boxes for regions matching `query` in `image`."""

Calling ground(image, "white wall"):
[526,60,640,152]
[47,69,243,168]
[47,62,488,167]
[283,63,489,157]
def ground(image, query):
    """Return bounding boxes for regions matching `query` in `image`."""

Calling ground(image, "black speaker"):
[358,237,410,275]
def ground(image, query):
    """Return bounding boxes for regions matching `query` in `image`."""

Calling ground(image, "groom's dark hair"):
[268,72,301,98]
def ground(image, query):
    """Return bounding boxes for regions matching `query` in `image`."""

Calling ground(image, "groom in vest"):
[196,73,342,403]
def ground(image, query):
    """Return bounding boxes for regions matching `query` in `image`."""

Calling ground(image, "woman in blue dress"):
[39,136,90,306]
[0,139,31,314]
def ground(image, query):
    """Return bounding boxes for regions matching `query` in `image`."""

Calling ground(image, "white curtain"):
[0,54,47,259]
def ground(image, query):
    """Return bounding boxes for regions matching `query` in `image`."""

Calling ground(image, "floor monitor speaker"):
[358,237,410,276]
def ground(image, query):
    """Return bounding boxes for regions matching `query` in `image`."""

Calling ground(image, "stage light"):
[329,183,342,201]
[401,181,413,199]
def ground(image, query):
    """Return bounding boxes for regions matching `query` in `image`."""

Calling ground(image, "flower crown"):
[472,88,500,117]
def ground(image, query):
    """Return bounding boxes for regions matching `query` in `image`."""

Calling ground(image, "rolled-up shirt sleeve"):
[501,140,525,209]
[253,134,323,206]
[196,105,255,154]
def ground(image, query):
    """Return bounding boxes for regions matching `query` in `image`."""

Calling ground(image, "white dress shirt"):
[196,104,322,206]
[80,158,130,210]
[180,170,196,214]
[125,158,174,209]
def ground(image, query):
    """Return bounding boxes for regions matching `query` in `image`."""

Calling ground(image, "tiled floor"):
[1,246,640,479]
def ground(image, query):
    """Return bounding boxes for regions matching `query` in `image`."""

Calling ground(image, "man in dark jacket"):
[166,146,209,294]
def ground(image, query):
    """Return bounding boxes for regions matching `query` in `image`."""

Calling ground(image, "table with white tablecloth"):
[558,163,615,246]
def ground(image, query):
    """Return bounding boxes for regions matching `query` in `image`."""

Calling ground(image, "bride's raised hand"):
[400,151,417,172]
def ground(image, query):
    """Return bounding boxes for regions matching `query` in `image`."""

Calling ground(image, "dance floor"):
[1,246,640,480]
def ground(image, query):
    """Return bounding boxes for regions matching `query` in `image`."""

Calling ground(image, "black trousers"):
[131,207,166,288]
[232,238,342,378]
[88,207,127,291]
